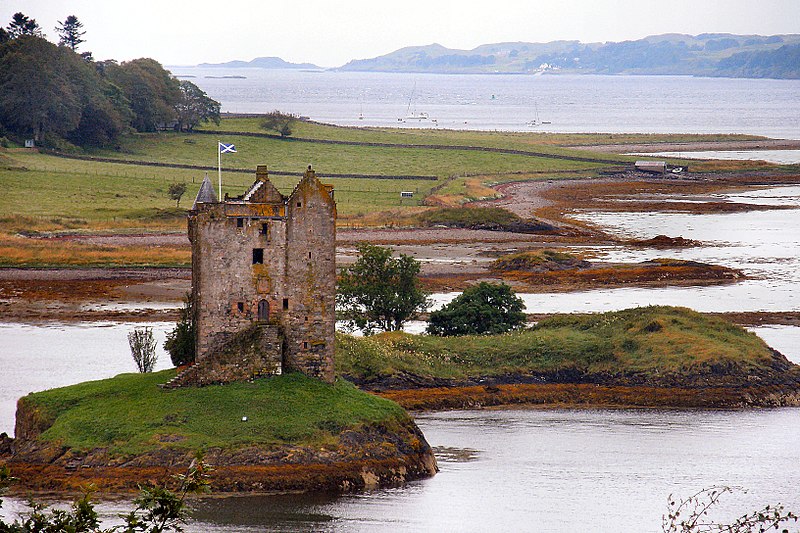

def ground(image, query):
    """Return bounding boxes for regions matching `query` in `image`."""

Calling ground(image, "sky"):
[4,0,800,67]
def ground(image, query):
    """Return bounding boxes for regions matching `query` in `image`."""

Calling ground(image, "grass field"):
[336,306,778,380]
[20,371,406,455]
[1,117,751,228]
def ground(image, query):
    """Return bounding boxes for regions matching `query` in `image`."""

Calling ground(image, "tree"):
[164,294,195,367]
[337,243,428,334]
[260,110,298,137]
[174,80,220,132]
[0,36,85,142]
[6,13,42,39]
[105,58,181,132]
[129,326,158,373]
[168,182,188,207]
[427,282,526,336]
[56,15,86,51]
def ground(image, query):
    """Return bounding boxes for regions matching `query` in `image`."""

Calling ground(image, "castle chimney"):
[256,165,269,182]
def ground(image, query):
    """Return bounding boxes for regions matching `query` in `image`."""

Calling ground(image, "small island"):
[338,306,800,411]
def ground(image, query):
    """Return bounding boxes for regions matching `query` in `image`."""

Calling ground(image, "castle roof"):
[192,175,218,208]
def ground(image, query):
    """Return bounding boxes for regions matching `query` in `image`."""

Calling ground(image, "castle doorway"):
[258,300,269,321]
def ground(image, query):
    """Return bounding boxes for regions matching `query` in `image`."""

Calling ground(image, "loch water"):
[3,73,800,530]
[168,68,800,139]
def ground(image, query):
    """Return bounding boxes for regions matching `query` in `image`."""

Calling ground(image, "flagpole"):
[217,141,222,201]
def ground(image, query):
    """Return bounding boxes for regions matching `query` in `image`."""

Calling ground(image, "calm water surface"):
[4,408,799,533]
[167,68,800,139]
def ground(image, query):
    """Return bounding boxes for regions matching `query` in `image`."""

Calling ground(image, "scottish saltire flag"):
[219,142,237,154]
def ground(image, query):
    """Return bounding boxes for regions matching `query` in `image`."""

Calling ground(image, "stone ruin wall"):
[185,168,336,385]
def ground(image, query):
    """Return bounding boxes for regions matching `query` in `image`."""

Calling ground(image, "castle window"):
[303,342,309,350]
[283,298,289,310]
[237,302,244,312]
[252,248,264,264]
[236,217,244,228]
[308,252,312,259]
[296,201,302,208]
[261,223,269,238]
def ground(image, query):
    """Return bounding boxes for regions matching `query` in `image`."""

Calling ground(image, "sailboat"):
[399,82,430,122]
[526,100,551,127]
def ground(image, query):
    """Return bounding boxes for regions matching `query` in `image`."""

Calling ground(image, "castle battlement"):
[171,165,336,387]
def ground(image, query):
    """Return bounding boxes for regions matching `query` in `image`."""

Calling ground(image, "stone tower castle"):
[167,165,336,387]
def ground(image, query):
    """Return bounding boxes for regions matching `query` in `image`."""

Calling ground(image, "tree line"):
[0,12,221,149]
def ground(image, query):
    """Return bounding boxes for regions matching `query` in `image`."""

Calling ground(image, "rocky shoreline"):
[1,418,437,495]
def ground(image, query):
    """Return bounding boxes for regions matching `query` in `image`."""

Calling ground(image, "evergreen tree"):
[56,15,86,51]
[6,12,42,39]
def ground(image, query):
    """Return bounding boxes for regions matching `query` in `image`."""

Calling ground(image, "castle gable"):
[288,166,336,211]
[241,166,285,205]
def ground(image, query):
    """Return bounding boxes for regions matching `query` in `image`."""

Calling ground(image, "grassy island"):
[7,372,437,493]
[337,306,800,410]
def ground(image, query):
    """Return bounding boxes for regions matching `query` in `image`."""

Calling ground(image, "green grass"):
[416,206,524,227]
[204,117,764,149]
[0,117,769,229]
[336,306,778,380]
[21,371,406,455]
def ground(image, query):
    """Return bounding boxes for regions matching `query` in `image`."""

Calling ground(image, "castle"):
[166,165,336,387]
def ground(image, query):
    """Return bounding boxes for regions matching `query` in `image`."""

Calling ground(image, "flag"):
[219,142,237,154]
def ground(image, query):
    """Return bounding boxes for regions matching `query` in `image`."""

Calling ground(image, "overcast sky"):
[4,0,800,67]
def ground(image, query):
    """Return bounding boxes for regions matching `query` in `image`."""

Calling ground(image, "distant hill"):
[198,56,321,70]
[337,34,800,79]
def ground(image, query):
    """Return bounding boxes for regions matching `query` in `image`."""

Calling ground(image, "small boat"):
[399,82,432,123]
[526,101,551,127]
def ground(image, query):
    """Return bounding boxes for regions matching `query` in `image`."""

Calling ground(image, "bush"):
[128,326,158,372]
[164,294,195,367]
[427,282,527,336]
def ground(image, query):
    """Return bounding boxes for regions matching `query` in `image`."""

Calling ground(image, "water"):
[0,322,174,436]
[4,72,800,529]
[5,408,799,533]
[429,186,800,316]
[167,68,800,139]
[633,150,800,164]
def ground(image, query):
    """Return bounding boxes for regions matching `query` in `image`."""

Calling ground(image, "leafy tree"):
[165,294,195,367]
[0,27,9,45]
[56,15,86,51]
[0,36,85,142]
[427,282,526,336]
[6,12,42,39]
[105,58,181,132]
[174,80,221,132]
[337,243,428,334]
[260,110,298,137]
[168,182,188,207]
